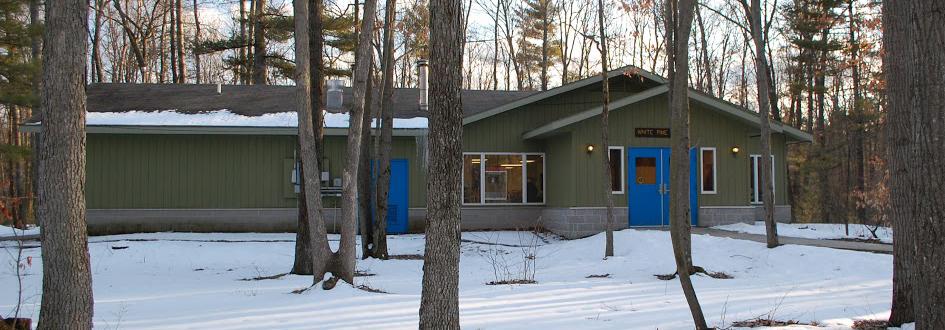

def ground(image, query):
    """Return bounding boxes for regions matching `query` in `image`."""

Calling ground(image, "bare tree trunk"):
[36,0,94,327]
[309,0,325,173]
[175,0,186,82]
[333,0,379,285]
[741,0,778,248]
[293,0,332,283]
[540,0,549,91]
[665,0,707,328]
[371,0,398,259]
[419,0,464,328]
[239,0,247,84]
[253,0,268,84]
[160,13,168,83]
[358,73,375,258]
[292,0,326,276]
[848,0,865,225]
[193,0,202,84]
[492,12,499,90]
[90,0,104,83]
[884,1,945,327]
[596,0,615,258]
[694,5,712,96]
[169,0,178,83]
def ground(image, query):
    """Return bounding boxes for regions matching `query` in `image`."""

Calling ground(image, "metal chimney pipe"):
[416,59,428,111]
[326,79,344,109]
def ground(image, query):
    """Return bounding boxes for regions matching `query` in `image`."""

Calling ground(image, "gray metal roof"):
[35,83,536,120]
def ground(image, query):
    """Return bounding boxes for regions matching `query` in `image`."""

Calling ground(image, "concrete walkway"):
[690,227,892,254]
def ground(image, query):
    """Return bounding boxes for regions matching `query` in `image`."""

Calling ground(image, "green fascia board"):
[522,85,670,139]
[20,123,429,137]
[462,65,666,126]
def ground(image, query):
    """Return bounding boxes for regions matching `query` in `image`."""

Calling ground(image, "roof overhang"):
[19,123,428,137]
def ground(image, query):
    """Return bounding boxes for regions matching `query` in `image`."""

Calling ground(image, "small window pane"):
[463,155,481,203]
[701,149,715,192]
[635,157,657,185]
[526,155,544,203]
[609,148,622,192]
[484,154,523,203]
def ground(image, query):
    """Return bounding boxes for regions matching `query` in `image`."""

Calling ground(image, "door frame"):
[626,146,698,227]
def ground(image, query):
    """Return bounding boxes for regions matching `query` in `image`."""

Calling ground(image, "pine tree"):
[517,0,558,90]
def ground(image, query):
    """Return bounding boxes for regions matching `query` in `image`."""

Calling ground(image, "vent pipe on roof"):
[417,59,428,111]
[326,79,344,109]
[216,83,222,95]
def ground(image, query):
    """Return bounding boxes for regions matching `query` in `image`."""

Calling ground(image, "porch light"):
[731,146,740,155]
[585,144,595,153]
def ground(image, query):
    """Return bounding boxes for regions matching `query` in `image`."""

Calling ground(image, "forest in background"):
[0,0,885,229]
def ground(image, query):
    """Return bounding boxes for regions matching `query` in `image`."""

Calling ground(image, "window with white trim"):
[462,153,545,205]
[750,154,775,204]
[700,147,717,194]
[608,146,625,194]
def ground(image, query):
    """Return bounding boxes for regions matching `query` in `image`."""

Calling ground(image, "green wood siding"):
[88,134,427,209]
[87,134,297,209]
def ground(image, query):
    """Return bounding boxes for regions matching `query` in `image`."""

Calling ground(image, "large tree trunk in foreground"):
[884,1,945,328]
[371,0,398,260]
[596,0,615,258]
[293,0,331,282]
[419,0,464,328]
[36,0,94,328]
[291,0,326,276]
[741,0,779,248]
[883,1,914,324]
[664,0,707,328]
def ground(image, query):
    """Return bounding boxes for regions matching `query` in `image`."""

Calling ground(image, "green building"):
[25,65,811,238]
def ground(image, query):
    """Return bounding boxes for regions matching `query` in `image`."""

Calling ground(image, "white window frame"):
[608,146,625,194]
[700,147,717,194]
[750,154,775,204]
[462,152,546,206]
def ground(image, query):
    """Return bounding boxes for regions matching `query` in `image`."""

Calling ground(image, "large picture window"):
[750,154,775,204]
[608,147,625,194]
[700,147,717,194]
[463,153,545,205]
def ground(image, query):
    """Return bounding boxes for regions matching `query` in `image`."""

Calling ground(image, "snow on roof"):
[85,110,428,129]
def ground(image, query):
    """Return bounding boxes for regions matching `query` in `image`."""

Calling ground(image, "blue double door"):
[370,159,409,234]
[626,147,697,227]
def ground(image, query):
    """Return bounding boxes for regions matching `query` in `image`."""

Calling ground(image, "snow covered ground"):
[713,222,893,244]
[1,230,892,329]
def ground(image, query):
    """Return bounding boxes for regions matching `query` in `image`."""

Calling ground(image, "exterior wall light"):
[731,146,740,155]
[586,144,595,153]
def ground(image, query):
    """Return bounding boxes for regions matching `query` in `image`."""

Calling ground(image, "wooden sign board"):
[635,127,670,138]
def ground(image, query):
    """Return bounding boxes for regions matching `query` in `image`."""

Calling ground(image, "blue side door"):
[628,148,664,226]
[628,147,698,227]
[386,159,409,234]
[369,159,410,234]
